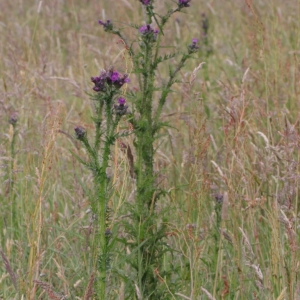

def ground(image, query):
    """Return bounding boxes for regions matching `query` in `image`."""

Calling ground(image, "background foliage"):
[1,0,300,299]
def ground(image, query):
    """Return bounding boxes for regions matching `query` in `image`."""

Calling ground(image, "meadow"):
[1,0,300,299]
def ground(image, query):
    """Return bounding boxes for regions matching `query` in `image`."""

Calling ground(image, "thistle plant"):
[97,1,199,298]
[73,67,129,299]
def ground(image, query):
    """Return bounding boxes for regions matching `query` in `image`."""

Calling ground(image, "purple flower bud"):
[114,98,128,116]
[139,25,149,34]
[139,24,159,42]
[139,0,151,5]
[118,97,126,105]
[110,71,120,82]
[91,75,106,92]
[74,126,86,140]
[9,113,18,125]
[98,19,113,31]
[105,228,112,237]
[188,38,200,53]
[112,73,130,89]
[178,0,191,8]
[91,76,100,83]
[123,74,130,83]
[92,68,130,93]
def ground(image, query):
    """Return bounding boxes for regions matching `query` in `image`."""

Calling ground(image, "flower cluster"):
[178,0,191,8]
[139,24,159,43]
[91,68,130,93]
[114,97,128,116]
[139,0,151,5]
[188,38,199,53]
[98,19,113,31]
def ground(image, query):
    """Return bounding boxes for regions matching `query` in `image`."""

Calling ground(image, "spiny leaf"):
[129,23,141,30]
[152,53,177,69]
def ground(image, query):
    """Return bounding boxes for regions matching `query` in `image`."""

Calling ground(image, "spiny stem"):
[154,54,189,126]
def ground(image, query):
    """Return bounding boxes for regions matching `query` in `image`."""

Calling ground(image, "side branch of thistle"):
[74,68,129,300]
[154,53,189,126]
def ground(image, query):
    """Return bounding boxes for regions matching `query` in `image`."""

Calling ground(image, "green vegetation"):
[1,0,300,299]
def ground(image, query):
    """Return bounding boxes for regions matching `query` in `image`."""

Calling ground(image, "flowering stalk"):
[98,1,198,297]
[74,68,129,300]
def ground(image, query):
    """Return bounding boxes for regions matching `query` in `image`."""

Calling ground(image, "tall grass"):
[1,0,300,299]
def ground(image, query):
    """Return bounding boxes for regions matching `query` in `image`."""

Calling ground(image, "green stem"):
[96,145,109,300]
[134,34,158,299]
[154,54,188,127]
[10,125,17,238]
[95,97,115,299]
[94,101,104,151]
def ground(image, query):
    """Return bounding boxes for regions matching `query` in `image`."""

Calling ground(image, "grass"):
[1,0,300,299]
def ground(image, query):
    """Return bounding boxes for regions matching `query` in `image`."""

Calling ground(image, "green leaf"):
[69,150,90,167]
[152,53,177,69]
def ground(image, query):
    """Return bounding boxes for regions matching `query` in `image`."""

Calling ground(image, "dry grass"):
[1,0,300,299]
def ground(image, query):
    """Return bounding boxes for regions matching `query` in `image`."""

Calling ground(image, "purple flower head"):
[118,97,126,106]
[139,24,155,34]
[178,0,191,8]
[92,68,130,93]
[74,126,86,140]
[188,38,200,53]
[139,25,148,34]
[139,0,151,5]
[110,72,130,89]
[110,71,120,82]
[139,24,159,42]
[98,19,113,31]
[91,71,108,92]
